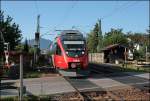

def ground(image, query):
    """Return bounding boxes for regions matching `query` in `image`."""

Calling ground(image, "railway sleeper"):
[80,91,116,101]
[90,66,114,74]
[50,92,83,101]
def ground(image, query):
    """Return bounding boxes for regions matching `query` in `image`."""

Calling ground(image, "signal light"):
[35,32,39,40]
[4,42,9,51]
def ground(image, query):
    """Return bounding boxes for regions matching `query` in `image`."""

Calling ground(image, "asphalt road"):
[0,71,149,97]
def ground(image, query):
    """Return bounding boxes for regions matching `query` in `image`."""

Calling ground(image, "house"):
[101,44,127,64]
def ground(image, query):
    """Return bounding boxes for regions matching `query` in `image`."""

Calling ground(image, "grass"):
[24,71,43,78]
[118,64,150,73]
[1,66,55,79]
[90,62,149,73]
[1,70,43,79]
[0,95,52,101]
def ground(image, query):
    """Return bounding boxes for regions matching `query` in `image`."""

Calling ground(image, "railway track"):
[63,76,85,101]
[89,63,120,73]
[88,63,128,77]
[56,69,85,101]
[60,78,112,101]
[56,68,122,101]
[55,66,120,101]
[51,64,149,101]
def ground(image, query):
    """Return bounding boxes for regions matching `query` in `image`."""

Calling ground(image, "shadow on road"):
[88,63,149,91]
[0,82,17,90]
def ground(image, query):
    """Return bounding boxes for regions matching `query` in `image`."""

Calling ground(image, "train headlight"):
[82,51,85,54]
[71,63,76,68]
[66,51,68,54]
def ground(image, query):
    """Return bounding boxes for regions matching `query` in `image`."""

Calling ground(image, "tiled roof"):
[101,44,126,51]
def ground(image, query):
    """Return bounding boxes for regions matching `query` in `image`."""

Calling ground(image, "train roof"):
[58,30,84,40]
[61,30,82,36]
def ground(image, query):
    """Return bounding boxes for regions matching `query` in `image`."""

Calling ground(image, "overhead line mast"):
[34,15,40,49]
[37,15,40,34]
[34,14,40,63]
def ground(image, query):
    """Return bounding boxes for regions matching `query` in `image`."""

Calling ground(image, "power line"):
[34,0,39,15]
[57,1,78,29]
[101,1,139,20]
[101,1,130,20]
[63,1,77,22]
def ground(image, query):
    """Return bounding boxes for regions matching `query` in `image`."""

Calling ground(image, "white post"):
[146,46,147,62]
[19,54,23,101]
[125,48,127,68]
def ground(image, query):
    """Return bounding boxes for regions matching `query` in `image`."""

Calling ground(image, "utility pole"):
[146,46,148,62]
[0,0,2,98]
[36,15,40,49]
[97,19,103,52]
[125,47,127,68]
[0,8,5,99]
[98,19,102,36]
[34,15,40,63]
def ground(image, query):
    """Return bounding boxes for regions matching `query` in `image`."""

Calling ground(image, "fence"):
[88,53,104,63]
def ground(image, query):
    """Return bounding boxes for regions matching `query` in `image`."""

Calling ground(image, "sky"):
[1,1,149,41]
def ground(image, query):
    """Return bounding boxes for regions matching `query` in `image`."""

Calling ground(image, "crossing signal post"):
[4,42,9,51]
[4,42,9,68]
[34,15,40,64]
[35,32,40,48]
[34,32,40,63]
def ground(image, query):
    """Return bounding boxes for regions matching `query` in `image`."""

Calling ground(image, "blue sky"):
[1,1,149,41]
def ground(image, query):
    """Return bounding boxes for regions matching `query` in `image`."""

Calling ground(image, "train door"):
[50,42,56,68]
[54,43,65,69]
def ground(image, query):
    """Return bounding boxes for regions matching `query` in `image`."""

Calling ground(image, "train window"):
[50,42,56,53]
[56,44,62,55]
[53,43,56,51]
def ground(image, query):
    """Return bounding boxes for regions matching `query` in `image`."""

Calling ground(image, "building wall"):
[103,46,125,63]
[89,53,104,63]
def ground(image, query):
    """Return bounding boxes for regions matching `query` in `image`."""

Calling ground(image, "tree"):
[15,44,24,52]
[103,28,128,46]
[97,19,103,52]
[0,10,22,53]
[87,31,97,53]
[126,31,149,50]
[133,48,145,60]
[126,32,149,45]
[87,20,103,52]
[126,31,150,60]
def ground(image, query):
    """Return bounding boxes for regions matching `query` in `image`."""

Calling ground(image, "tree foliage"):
[133,48,145,60]
[103,28,128,46]
[0,11,22,53]
[126,32,149,50]
[87,21,103,53]
[126,32,149,46]
[87,31,98,53]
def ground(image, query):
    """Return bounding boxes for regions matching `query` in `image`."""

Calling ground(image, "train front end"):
[61,30,88,70]
[62,39,88,70]
[52,30,89,71]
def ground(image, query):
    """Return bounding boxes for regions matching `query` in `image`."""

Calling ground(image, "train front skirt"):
[58,69,90,77]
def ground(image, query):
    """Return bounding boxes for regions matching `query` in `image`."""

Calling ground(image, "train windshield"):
[63,40,85,57]
[63,41,85,50]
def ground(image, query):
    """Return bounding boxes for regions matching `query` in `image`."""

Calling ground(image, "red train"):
[50,30,88,71]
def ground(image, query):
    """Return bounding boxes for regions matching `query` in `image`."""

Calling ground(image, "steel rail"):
[56,69,88,101]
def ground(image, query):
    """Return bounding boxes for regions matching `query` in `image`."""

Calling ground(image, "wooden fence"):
[88,53,104,63]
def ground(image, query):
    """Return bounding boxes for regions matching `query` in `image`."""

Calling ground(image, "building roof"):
[61,30,82,35]
[101,44,127,51]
